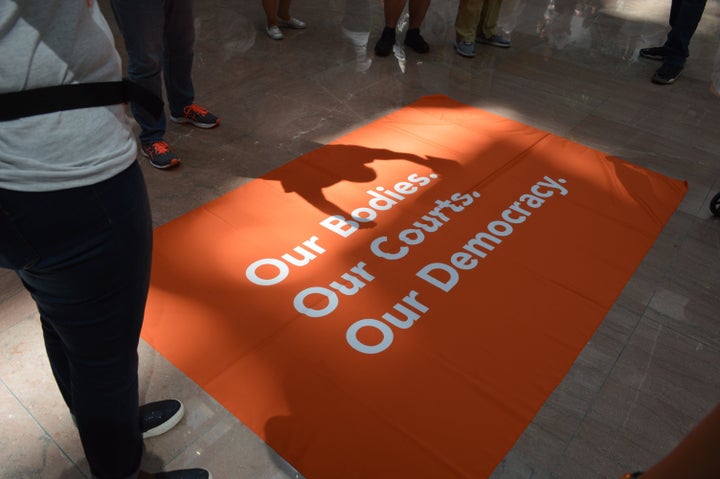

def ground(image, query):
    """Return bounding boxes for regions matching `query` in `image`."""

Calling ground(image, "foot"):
[455,40,476,58]
[476,33,511,48]
[374,27,396,57]
[170,104,220,129]
[141,141,180,170]
[652,62,683,84]
[277,16,306,29]
[266,25,283,40]
[141,399,184,439]
[139,468,212,479]
[404,28,429,53]
[639,46,667,61]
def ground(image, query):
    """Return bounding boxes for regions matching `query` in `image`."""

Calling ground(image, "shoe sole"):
[277,22,306,29]
[454,43,476,58]
[265,28,284,40]
[143,401,185,439]
[652,75,678,85]
[640,53,665,61]
[477,41,510,48]
[140,148,181,170]
[170,116,220,129]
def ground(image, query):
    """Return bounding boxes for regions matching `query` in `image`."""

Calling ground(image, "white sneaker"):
[277,17,306,29]
[266,25,283,40]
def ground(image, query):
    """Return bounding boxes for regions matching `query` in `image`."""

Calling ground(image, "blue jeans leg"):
[0,162,152,479]
[664,0,707,66]
[110,0,196,143]
[163,0,196,118]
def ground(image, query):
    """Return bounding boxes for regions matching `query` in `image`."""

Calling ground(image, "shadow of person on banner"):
[262,143,461,227]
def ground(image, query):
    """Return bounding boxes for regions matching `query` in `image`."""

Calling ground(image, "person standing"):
[0,2,209,478]
[110,0,220,169]
[374,0,431,57]
[262,0,307,40]
[454,0,511,58]
[639,0,708,84]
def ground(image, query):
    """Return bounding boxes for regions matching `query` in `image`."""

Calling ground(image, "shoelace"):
[184,104,208,116]
[150,141,170,154]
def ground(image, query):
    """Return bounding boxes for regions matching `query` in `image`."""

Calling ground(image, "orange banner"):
[142,95,687,479]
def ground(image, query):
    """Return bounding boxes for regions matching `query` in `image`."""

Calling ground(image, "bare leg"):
[384,0,408,28]
[408,0,430,29]
[277,0,292,21]
[261,0,277,27]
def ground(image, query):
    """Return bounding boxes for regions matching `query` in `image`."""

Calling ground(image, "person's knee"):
[127,53,163,80]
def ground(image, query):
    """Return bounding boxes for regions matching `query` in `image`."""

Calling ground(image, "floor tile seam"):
[0,294,38,336]
[0,375,85,476]
[600,114,720,161]
[159,427,221,471]
[640,313,720,353]
[555,196,712,466]
[701,177,720,204]
[564,98,720,163]
[548,209,697,475]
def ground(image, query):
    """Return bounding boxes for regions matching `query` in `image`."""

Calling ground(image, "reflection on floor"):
[1,0,719,477]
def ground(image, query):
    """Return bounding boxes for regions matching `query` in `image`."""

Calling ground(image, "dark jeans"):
[664,0,707,66]
[0,162,152,479]
[110,0,196,144]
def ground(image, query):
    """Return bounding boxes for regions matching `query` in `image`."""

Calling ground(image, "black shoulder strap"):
[0,79,163,122]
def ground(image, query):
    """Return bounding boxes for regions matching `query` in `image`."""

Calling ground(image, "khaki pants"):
[455,0,504,42]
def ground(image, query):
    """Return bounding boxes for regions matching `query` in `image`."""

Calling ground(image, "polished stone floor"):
[1,0,720,478]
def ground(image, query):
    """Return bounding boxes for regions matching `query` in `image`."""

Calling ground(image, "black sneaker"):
[140,468,212,479]
[652,63,683,84]
[170,104,220,129]
[374,27,396,57]
[404,28,429,53]
[141,141,181,170]
[141,399,184,439]
[639,46,667,61]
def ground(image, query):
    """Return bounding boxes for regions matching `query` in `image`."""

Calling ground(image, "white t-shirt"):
[0,1,137,192]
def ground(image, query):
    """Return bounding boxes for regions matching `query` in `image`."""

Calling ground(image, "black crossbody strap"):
[0,79,163,122]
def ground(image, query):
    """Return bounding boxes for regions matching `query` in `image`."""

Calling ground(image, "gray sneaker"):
[476,34,511,48]
[455,40,476,57]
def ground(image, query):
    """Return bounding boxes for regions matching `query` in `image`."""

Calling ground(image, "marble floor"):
[2,0,720,478]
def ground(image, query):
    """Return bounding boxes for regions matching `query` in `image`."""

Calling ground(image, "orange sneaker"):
[141,141,180,170]
[170,104,219,129]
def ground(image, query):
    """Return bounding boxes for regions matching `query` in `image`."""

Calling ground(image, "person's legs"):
[262,0,278,26]
[646,0,707,83]
[163,0,196,118]
[407,0,430,29]
[0,162,152,479]
[456,0,483,42]
[664,0,707,66]
[477,0,503,39]
[110,0,167,144]
[374,0,406,56]
[277,0,292,21]
[404,0,430,52]
[383,0,409,28]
